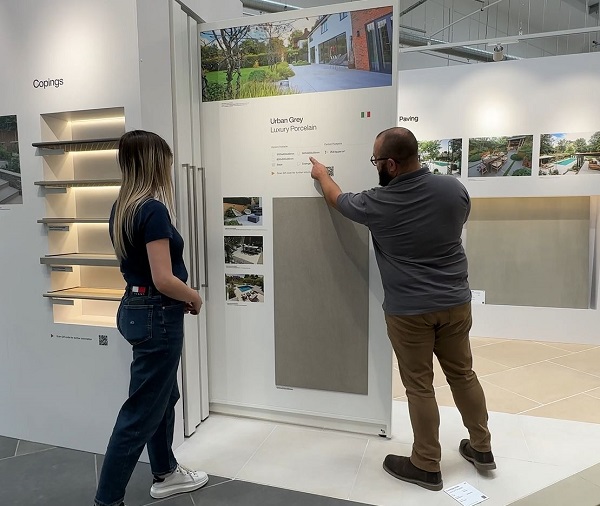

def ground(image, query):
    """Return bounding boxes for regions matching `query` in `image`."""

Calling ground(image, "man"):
[310,127,495,492]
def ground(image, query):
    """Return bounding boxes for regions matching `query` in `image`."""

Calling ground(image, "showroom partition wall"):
[398,51,600,342]
[199,0,398,436]
[0,0,241,455]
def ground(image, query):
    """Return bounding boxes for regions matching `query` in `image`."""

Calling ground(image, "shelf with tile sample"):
[35,107,124,327]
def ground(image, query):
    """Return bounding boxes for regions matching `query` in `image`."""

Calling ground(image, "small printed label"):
[50,333,93,342]
[471,290,486,304]
[445,482,488,506]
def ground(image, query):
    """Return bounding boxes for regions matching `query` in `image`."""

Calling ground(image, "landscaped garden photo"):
[223,197,263,227]
[418,138,462,177]
[200,7,394,101]
[225,274,265,303]
[224,235,264,265]
[468,135,533,178]
[539,131,600,176]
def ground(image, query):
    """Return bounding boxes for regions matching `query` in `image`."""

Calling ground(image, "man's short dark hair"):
[376,127,418,163]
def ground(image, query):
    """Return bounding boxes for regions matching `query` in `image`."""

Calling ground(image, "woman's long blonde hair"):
[112,130,175,261]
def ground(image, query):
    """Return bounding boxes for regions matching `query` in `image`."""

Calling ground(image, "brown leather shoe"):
[383,454,443,491]
[459,439,496,471]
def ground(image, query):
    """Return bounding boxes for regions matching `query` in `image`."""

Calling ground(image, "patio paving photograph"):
[468,135,533,178]
[200,7,393,101]
[539,131,600,176]
[225,274,265,303]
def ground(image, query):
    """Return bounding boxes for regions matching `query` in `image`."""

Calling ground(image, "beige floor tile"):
[480,380,542,414]
[433,381,540,415]
[537,342,599,353]
[470,336,509,348]
[236,425,368,499]
[585,387,600,400]
[551,347,600,377]
[578,462,600,487]
[508,474,600,506]
[473,341,568,368]
[473,355,510,376]
[521,394,600,424]
[392,369,404,398]
[483,362,600,404]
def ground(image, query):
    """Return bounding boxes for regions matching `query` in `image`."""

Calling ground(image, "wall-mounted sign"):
[32,78,64,89]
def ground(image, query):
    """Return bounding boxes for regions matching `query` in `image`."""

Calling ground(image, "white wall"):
[0,0,142,452]
[0,0,241,453]
[398,52,600,342]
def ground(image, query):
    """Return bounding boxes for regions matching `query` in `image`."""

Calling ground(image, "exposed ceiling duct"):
[399,32,520,62]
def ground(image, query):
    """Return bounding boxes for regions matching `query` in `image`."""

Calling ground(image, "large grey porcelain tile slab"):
[0,447,96,505]
[191,479,369,506]
[0,435,18,459]
[16,440,55,456]
[97,455,229,506]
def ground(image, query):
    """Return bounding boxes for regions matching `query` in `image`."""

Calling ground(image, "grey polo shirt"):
[336,168,471,315]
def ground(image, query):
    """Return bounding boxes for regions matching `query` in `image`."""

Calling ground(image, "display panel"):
[201,0,397,434]
[0,115,22,205]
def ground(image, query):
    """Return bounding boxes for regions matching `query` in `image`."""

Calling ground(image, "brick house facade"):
[350,8,393,72]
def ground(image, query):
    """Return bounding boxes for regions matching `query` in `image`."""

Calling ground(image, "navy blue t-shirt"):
[109,199,188,287]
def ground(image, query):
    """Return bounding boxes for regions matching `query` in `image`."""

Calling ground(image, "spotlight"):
[492,44,505,61]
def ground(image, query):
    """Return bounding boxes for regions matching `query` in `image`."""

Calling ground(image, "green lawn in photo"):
[204,62,298,100]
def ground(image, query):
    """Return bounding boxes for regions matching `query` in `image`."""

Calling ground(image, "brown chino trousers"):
[385,301,491,473]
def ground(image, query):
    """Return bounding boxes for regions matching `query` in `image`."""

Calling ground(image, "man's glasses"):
[370,156,389,166]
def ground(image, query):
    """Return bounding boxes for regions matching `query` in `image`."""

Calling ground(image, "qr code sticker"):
[326,166,334,176]
[99,335,108,346]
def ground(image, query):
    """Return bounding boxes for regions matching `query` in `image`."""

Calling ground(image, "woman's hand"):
[186,291,203,315]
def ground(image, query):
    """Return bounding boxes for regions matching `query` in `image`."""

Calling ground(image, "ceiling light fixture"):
[492,43,505,61]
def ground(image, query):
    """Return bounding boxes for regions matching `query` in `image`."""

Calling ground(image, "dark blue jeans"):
[94,293,185,506]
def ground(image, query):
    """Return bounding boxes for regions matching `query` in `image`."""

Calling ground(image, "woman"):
[94,130,207,506]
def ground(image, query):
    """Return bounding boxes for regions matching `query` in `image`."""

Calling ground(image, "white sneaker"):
[149,464,209,499]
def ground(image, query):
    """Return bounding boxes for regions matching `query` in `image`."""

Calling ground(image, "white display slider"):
[34,179,121,188]
[44,287,124,302]
[38,218,109,224]
[40,253,119,267]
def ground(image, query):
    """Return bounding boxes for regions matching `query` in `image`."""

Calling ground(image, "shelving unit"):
[32,138,120,152]
[40,253,119,267]
[43,287,124,302]
[35,107,125,327]
[38,218,109,224]
[35,179,121,188]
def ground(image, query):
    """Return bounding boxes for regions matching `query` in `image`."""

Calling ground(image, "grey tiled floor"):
[0,435,368,506]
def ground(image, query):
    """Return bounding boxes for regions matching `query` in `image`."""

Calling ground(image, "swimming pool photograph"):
[539,131,600,176]
[225,273,265,303]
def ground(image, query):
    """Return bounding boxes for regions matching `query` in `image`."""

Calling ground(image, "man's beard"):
[379,166,394,187]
